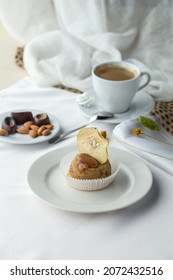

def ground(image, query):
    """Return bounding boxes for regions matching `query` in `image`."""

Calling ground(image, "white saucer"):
[0,109,60,145]
[77,89,155,123]
[27,146,153,213]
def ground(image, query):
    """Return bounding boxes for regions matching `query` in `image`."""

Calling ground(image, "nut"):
[46,124,54,130]
[37,125,46,135]
[0,128,9,136]
[30,125,39,131]
[16,128,29,134]
[29,130,38,138]
[23,121,34,129]
[41,129,51,136]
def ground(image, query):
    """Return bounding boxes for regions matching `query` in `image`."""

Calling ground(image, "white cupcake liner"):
[60,150,120,191]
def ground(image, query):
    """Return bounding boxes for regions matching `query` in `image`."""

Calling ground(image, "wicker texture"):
[150,101,173,135]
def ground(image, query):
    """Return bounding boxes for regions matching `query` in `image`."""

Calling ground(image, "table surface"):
[0,25,173,261]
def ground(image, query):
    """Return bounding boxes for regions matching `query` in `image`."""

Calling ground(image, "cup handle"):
[138,72,151,91]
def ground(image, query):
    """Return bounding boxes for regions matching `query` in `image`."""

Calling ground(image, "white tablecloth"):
[0,78,173,260]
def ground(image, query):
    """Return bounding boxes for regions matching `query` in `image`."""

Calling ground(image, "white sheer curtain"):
[0,0,57,43]
[0,0,173,99]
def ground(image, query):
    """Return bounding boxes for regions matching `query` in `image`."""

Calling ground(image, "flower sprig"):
[133,116,173,146]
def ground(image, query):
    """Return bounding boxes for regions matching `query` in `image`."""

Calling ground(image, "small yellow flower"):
[132,117,173,147]
[133,128,142,136]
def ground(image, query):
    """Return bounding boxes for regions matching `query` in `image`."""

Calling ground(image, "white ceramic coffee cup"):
[92,61,150,114]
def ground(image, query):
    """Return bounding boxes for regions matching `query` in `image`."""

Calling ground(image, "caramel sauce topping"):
[76,153,99,172]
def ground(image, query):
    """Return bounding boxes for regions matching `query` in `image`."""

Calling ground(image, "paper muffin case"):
[60,150,120,191]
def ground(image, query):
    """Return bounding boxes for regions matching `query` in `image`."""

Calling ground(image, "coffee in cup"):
[92,61,150,114]
[94,64,138,81]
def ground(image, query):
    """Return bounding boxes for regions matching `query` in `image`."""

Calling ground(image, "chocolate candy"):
[2,116,17,134]
[12,111,34,125]
[34,113,50,126]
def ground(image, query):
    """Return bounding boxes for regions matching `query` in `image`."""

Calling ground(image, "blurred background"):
[0,21,26,90]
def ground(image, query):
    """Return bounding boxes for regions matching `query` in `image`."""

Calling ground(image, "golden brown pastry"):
[67,127,112,180]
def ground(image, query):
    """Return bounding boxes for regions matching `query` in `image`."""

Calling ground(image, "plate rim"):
[77,89,155,124]
[27,146,153,213]
[0,108,60,145]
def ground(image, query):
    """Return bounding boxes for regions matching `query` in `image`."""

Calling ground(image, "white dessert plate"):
[27,146,153,213]
[77,89,155,123]
[0,109,60,144]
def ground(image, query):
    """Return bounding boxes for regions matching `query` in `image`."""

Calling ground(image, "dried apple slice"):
[77,127,108,164]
